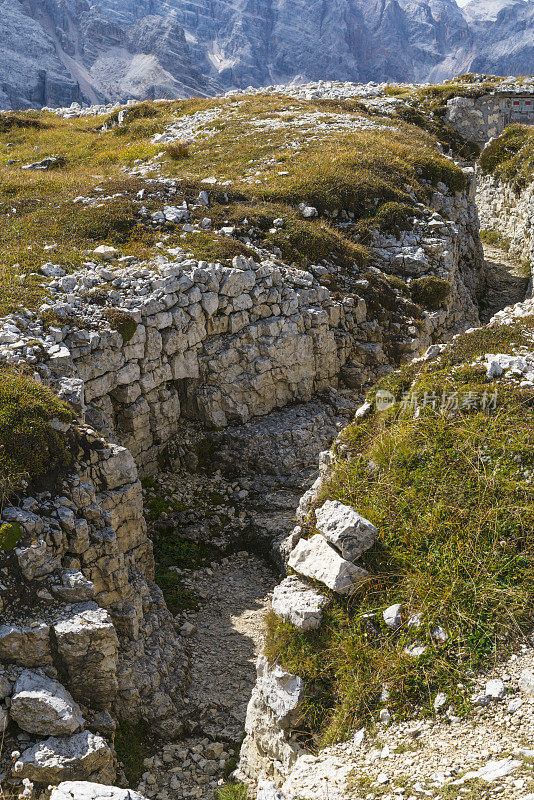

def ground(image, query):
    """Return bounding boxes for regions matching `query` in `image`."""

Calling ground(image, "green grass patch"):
[0,522,23,551]
[217,784,249,800]
[178,230,254,263]
[479,124,534,190]
[480,228,512,251]
[0,369,73,501]
[265,319,534,746]
[153,567,200,614]
[145,495,187,521]
[114,719,156,784]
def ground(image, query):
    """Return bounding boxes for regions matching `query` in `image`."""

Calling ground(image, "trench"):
[126,174,532,800]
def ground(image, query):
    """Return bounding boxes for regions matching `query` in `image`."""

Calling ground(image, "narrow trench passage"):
[136,202,532,800]
[479,242,530,323]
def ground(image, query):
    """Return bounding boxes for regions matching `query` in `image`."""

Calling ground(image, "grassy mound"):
[0,91,469,316]
[0,369,73,500]
[410,276,451,310]
[479,124,534,190]
[265,318,534,746]
[260,129,466,215]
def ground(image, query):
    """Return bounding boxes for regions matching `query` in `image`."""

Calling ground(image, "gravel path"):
[136,553,277,800]
[479,243,530,323]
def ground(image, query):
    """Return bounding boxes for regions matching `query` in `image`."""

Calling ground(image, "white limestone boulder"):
[14,731,113,783]
[315,500,377,561]
[271,576,329,631]
[288,535,369,594]
[10,670,84,736]
[256,656,304,725]
[50,782,148,800]
[93,245,118,261]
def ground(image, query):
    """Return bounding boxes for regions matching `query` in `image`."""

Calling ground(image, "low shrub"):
[480,228,511,251]
[0,369,73,500]
[410,276,451,310]
[102,308,137,343]
[0,522,23,551]
[165,142,190,160]
[217,784,249,800]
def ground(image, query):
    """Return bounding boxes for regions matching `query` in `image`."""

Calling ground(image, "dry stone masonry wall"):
[445,88,534,147]
[476,174,534,279]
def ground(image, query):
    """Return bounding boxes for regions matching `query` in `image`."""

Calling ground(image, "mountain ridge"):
[0,0,532,110]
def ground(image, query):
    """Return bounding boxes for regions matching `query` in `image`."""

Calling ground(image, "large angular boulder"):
[288,535,369,594]
[50,782,148,800]
[10,670,84,736]
[53,605,119,707]
[14,731,113,783]
[271,576,329,631]
[315,500,377,561]
[0,622,52,666]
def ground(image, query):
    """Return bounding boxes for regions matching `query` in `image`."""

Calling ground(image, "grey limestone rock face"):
[0,622,52,666]
[53,605,119,708]
[256,656,305,726]
[0,0,532,110]
[10,670,85,736]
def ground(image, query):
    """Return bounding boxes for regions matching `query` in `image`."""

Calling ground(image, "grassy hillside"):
[0,94,466,316]
[266,316,534,746]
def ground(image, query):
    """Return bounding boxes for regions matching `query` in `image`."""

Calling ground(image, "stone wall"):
[445,94,534,147]
[0,176,483,479]
[476,173,534,273]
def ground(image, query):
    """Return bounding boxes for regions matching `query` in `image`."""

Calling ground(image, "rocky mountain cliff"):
[0,0,532,110]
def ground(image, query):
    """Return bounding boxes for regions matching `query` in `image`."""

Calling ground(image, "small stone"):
[485,679,506,699]
[433,692,448,712]
[383,604,403,629]
[519,669,534,697]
